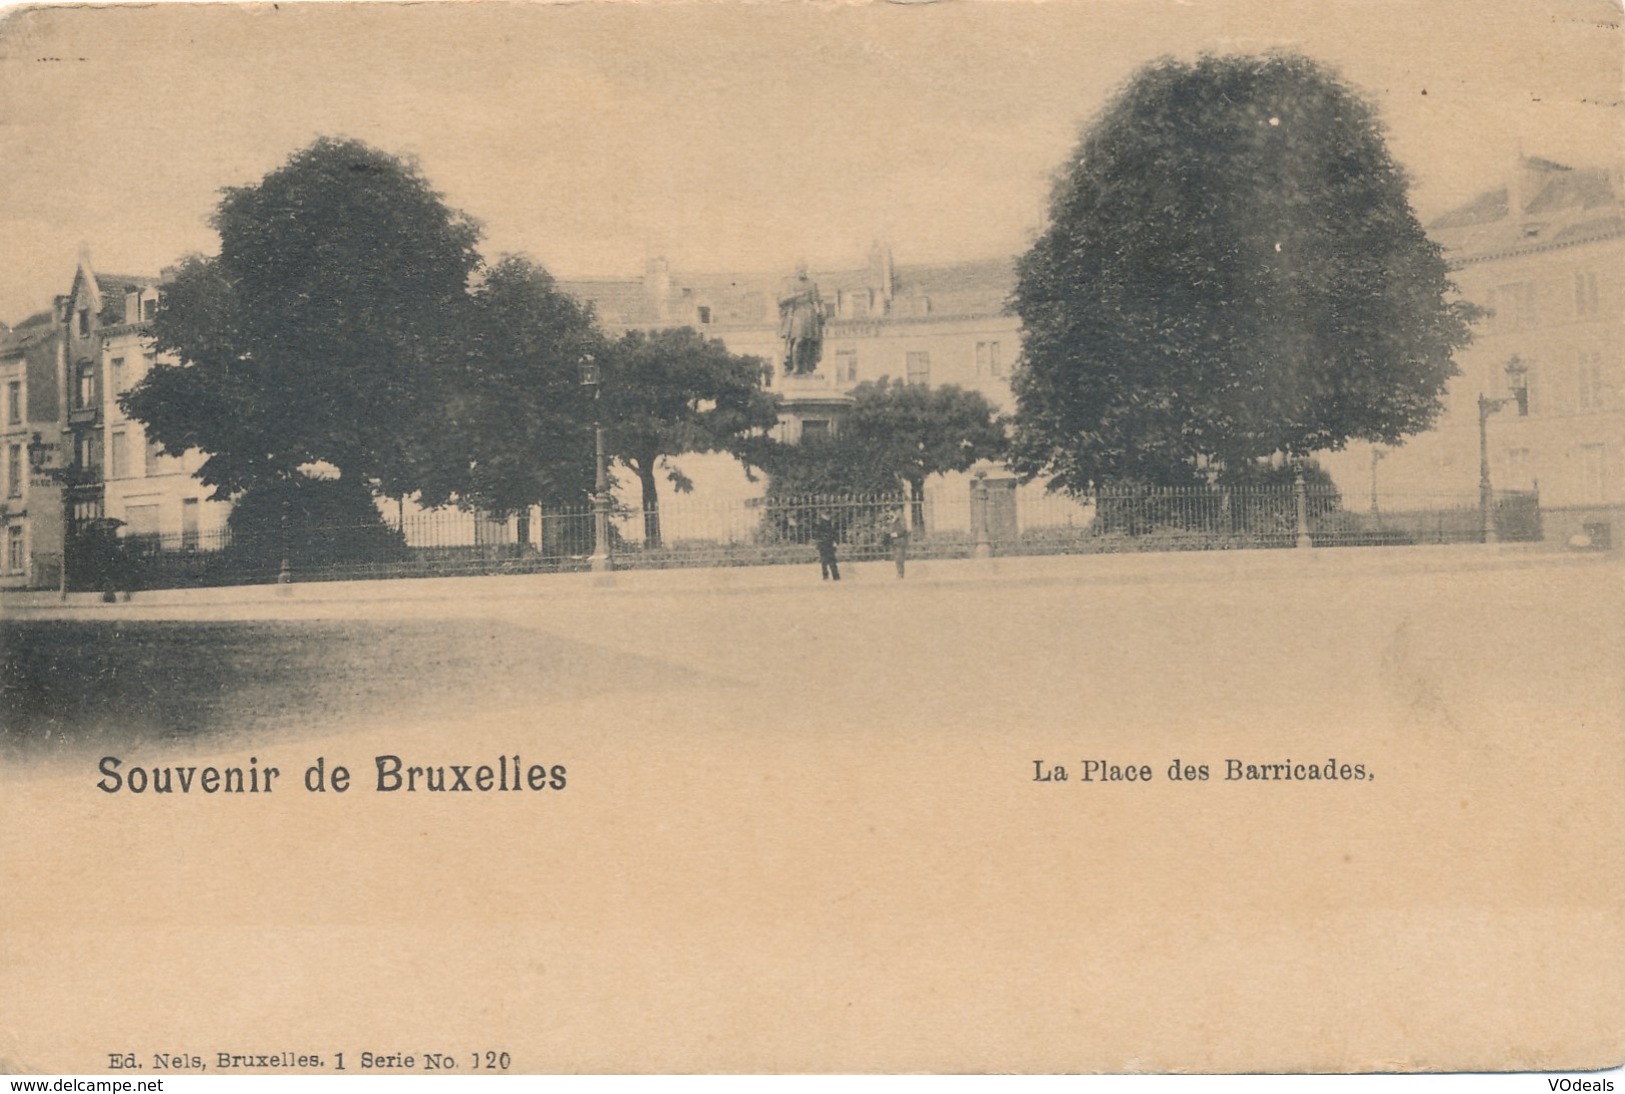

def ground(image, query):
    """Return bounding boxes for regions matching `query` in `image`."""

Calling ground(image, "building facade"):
[563,245,1021,422]
[1,257,229,588]
[0,308,66,588]
[559,245,1037,538]
[1319,157,1624,544]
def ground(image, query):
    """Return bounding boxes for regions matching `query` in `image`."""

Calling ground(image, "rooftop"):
[1428,157,1623,259]
[561,252,1015,330]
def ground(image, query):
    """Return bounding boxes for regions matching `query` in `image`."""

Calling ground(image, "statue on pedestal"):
[777,263,825,376]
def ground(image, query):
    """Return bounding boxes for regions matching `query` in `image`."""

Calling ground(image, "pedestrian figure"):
[884,511,910,579]
[814,520,840,581]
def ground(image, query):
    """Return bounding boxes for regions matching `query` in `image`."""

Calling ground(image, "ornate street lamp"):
[1478,356,1530,545]
[578,353,612,574]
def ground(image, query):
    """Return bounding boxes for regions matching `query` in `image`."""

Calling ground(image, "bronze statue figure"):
[777,263,825,375]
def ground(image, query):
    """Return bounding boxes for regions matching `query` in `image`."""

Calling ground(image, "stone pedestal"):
[774,371,853,444]
[968,465,1019,552]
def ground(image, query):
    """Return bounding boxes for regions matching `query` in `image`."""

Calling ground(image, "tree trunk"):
[635,460,663,548]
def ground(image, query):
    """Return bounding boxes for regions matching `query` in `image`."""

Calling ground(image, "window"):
[1577,444,1606,502]
[1514,362,1539,416]
[835,349,858,382]
[906,351,931,385]
[6,381,19,424]
[696,306,711,325]
[110,357,126,395]
[143,296,157,322]
[124,504,161,540]
[1502,447,1534,490]
[849,292,870,319]
[109,430,128,479]
[75,361,95,410]
[181,498,200,549]
[6,444,20,497]
[76,431,101,475]
[976,341,1004,378]
[1577,351,1605,411]
[800,419,830,443]
[77,309,89,337]
[7,525,22,574]
[1575,271,1600,318]
[1492,282,1538,332]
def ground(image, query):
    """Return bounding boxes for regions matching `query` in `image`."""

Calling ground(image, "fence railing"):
[56,484,1542,593]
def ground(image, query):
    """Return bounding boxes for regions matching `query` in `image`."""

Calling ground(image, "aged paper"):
[2,0,1622,1077]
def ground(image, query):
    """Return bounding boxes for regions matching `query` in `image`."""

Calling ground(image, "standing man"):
[885,510,910,579]
[814,519,841,582]
[777,263,825,376]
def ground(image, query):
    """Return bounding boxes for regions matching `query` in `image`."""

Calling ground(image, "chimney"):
[645,256,672,323]
[867,240,895,306]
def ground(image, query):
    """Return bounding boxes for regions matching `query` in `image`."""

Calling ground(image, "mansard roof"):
[1428,158,1623,260]
[561,253,1015,330]
[1,309,58,354]
[558,277,662,327]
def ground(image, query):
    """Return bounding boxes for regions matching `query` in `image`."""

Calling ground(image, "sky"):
[0,0,1620,324]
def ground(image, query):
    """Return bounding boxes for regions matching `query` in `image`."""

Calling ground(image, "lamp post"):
[1369,446,1388,524]
[1478,356,1529,545]
[578,353,612,574]
[971,470,992,560]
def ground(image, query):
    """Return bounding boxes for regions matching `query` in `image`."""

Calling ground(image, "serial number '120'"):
[338,1051,511,1071]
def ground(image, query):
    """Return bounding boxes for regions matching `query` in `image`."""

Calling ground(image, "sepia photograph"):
[1,0,1620,1079]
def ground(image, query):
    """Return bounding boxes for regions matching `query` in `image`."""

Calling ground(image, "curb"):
[2,542,1615,617]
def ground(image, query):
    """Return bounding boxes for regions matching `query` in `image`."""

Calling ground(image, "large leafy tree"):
[759,432,903,500]
[411,255,603,516]
[844,377,1006,527]
[598,327,780,547]
[125,137,484,500]
[1011,52,1478,493]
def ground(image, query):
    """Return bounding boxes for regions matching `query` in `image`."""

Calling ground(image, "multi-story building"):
[59,257,229,553]
[93,274,230,550]
[1320,157,1624,545]
[564,244,1020,425]
[2,256,230,588]
[0,308,67,588]
[560,245,1032,532]
[59,259,150,531]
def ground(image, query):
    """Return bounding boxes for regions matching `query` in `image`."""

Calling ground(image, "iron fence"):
[58,483,1542,593]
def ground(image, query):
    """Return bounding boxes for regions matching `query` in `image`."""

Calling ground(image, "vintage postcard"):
[1,0,1620,1078]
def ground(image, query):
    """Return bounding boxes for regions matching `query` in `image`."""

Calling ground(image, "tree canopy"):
[844,377,1007,504]
[760,377,1006,530]
[123,138,620,524]
[126,137,486,499]
[412,255,603,515]
[758,430,904,500]
[1010,52,1478,493]
[598,327,780,546]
